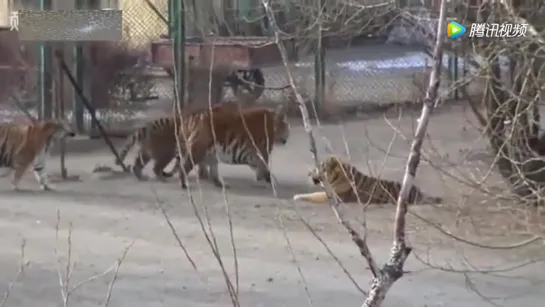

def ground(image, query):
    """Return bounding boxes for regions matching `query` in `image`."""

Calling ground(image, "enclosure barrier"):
[0,0,478,142]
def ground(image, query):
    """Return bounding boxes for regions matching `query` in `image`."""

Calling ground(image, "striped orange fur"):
[0,120,75,191]
[175,104,290,189]
[293,156,442,205]
[116,102,239,181]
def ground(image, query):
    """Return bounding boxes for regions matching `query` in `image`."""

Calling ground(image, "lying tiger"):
[0,120,75,191]
[117,102,290,188]
[293,156,442,205]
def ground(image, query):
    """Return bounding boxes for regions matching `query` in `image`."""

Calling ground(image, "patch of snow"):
[294,53,465,73]
[294,53,511,74]
[76,24,97,33]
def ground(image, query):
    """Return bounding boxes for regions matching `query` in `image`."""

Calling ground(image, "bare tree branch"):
[261,0,381,284]
[361,0,447,305]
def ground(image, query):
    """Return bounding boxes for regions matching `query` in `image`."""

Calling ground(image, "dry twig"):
[1,240,30,307]
[361,0,447,305]
[262,0,381,297]
[54,211,133,307]
[169,24,241,307]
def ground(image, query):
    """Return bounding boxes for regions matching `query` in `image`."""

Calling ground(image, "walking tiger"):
[116,102,238,181]
[117,102,290,188]
[0,120,75,191]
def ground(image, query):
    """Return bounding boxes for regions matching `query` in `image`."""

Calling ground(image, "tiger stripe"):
[0,120,75,191]
[293,156,442,205]
[175,104,290,189]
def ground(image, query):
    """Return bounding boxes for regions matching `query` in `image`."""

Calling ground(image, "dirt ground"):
[0,103,543,307]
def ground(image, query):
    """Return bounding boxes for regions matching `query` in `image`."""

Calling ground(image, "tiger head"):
[41,120,76,139]
[309,156,345,186]
[273,104,290,145]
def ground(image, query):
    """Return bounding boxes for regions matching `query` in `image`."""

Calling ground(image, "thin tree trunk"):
[361,0,447,305]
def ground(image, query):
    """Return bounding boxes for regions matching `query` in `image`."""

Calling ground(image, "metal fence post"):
[39,0,52,120]
[314,0,325,114]
[170,0,185,110]
[72,0,85,133]
[54,44,67,178]
[453,55,459,100]
[167,0,172,37]
[447,54,460,100]
[88,0,100,134]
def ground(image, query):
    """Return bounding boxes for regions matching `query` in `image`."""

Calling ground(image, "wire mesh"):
[0,30,40,124]
[0,0,484,135]
[182,43,484,110]
[277,44,485,108]
[74,0,170,135]
[121,0,167,49]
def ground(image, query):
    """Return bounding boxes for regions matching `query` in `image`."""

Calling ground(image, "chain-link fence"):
[178,46,484,109]
[75,0,169,135]
[0,0,485,135]
[170,1,484,112]
[273,44,485,108]
[0,0,40,124]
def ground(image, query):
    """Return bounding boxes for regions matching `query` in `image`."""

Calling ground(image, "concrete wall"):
[0,0,11,27]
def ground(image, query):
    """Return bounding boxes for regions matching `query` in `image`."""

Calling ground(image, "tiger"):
[0,120,75,191]
[292,156,442,205]
[115,102,240,181]
[175,103,290,189]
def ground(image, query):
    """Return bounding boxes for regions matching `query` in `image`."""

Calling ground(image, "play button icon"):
[447,21,466,39]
